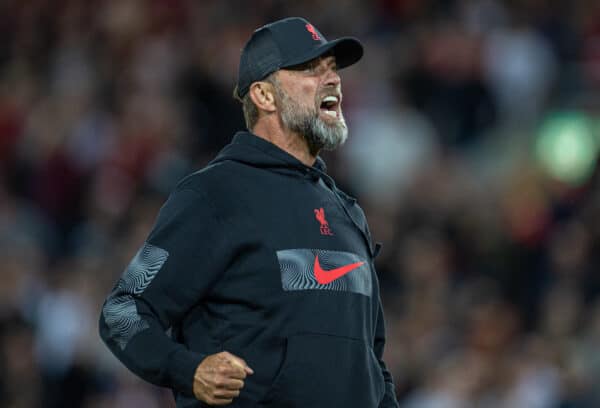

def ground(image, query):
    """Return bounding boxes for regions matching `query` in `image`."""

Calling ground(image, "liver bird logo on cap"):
[305,23,321,41]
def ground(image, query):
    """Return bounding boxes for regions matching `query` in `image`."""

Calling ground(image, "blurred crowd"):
[1,0,600,407]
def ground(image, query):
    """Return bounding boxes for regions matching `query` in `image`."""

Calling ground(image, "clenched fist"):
[193,351,254,406]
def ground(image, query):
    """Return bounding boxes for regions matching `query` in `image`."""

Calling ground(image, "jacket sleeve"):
[99,187,232,398]
[374,298,400,407]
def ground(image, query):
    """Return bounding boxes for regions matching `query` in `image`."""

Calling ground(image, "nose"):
[323,68,341,87]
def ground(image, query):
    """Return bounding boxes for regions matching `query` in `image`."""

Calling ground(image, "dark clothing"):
[99,132,399,407]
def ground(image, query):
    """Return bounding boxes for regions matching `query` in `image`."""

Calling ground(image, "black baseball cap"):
[235,17,363,99]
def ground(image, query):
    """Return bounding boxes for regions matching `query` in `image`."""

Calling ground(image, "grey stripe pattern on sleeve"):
[102,242,169,350]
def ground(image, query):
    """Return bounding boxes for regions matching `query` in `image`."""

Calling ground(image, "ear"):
[248,81,277,113]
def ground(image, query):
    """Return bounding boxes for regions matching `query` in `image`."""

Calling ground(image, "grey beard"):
[276,88,348,156]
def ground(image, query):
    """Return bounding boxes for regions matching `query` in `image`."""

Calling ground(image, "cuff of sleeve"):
[167,348,207,398]
[379,382,400,408]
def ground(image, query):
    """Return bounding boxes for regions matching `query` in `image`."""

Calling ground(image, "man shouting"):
[100,17,399,408]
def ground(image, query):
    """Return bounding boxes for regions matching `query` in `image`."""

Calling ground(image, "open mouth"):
[319,95,340,119]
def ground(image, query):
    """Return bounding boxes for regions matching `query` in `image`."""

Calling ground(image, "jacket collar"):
[231,131,328,173]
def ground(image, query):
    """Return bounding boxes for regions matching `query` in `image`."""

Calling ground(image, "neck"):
[252,118,317,166]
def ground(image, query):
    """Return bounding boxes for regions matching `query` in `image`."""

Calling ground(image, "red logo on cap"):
[306,23,321,41]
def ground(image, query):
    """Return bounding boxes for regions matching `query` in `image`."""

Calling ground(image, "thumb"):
[223,352,254,375]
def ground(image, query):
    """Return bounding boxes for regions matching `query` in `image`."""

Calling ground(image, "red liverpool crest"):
[305,23,321,41]
[314,207,334,236]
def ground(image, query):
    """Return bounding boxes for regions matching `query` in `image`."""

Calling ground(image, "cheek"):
[280,75,320,108]
[292,81,319,105]
[305,83,320,102]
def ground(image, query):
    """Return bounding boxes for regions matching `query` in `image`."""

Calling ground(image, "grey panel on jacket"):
[103,242,169,350]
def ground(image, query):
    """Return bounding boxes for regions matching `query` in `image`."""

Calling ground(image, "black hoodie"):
[99,132,399,407]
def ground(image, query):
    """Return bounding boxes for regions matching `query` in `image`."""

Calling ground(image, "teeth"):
[323,110,337,118]
[322,95,339,104]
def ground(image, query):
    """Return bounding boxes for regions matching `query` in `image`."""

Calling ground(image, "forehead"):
[274,55,337,86]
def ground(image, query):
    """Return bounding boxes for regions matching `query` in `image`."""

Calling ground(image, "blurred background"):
[1,0,600,407]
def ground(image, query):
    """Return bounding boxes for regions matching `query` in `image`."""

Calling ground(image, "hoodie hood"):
[210,131,327,175]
